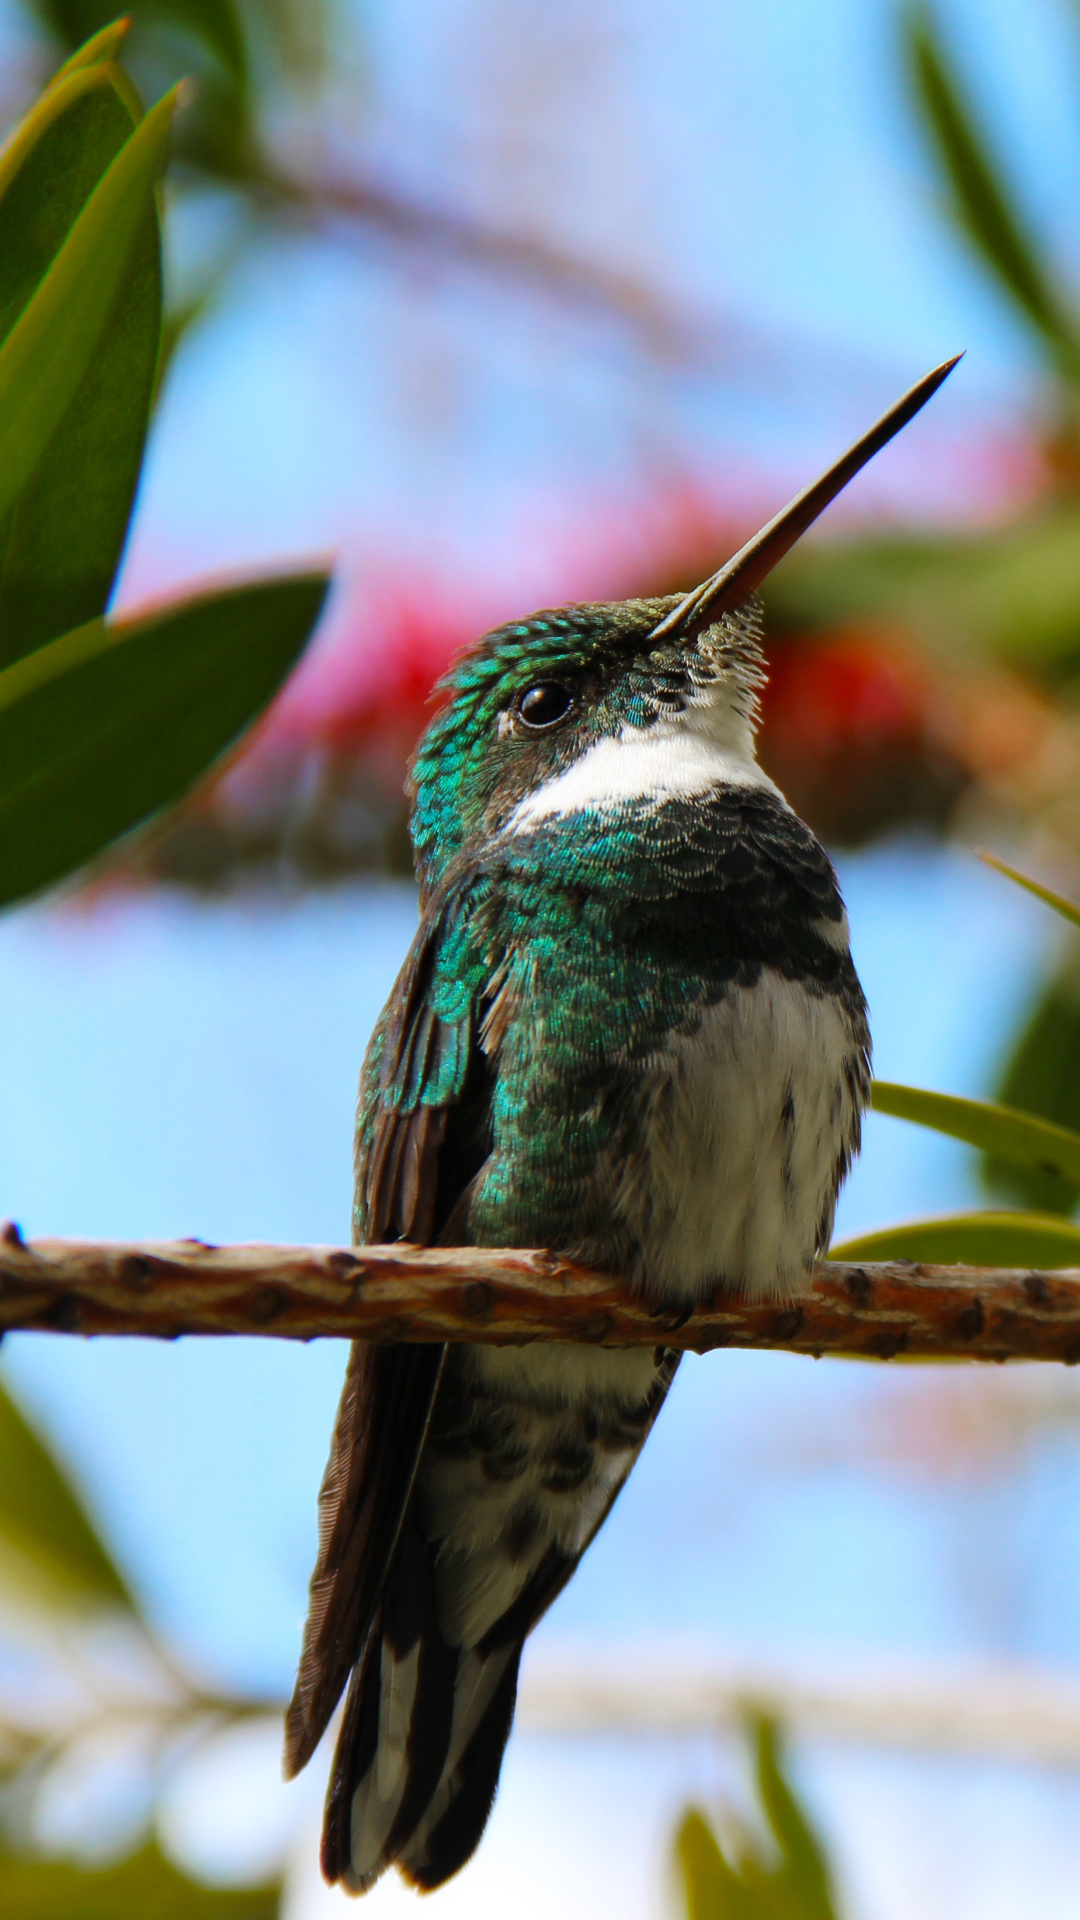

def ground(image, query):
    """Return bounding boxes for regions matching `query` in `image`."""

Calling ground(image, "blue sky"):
[68,0,1080,613]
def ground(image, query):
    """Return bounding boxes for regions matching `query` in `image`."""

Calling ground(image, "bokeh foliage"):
[0,1356,284,1909]
[676,1717,839,1920]
[0,24,334,1903]
[0,20,329,912]
[762,3,1080,1245]
[0,1841,280,1917]
[29,0,327,184]
[842,859,1080,1262]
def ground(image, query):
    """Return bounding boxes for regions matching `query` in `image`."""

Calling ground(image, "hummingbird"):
[283,356,959,1894]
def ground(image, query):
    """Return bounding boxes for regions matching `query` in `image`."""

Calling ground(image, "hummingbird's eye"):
[515,681,574,731]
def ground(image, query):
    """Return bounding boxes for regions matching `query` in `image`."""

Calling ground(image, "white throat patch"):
[505,707,781,834]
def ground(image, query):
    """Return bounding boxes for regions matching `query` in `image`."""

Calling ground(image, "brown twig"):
[254,164,704,362]
[0,1226,1078,1361]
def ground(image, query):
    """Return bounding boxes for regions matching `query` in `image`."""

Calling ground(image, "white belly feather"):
[618,967,859,1305]
[420,714,863,1647]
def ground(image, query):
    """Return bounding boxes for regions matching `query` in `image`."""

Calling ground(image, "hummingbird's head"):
[408,594,768,891]
[406,355,961,893]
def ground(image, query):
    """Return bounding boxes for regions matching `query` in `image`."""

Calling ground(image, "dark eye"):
[516,681,574,731]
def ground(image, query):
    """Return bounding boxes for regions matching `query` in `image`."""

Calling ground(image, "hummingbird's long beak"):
[649,354,963,643]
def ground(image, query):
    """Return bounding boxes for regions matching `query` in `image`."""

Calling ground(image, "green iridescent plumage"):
[291,361,962,1897]
[408,597,763,892]
[355,599,857,1266]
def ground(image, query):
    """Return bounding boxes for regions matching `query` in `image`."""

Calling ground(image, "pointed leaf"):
[984,962,1080,1212]
[0,1838,279,1918]
[0,58,161,663]
[972,864,1080,1205]
[980,852,1080,931]
[676,1810,766,1920]
[832,1210,1080,1265]
[43,2,247,84]
[54,17,132,76]
[872,1080,1080,1186]
[0,572,329,908]
[752,1717,836,1920]
[0,1372,132,1608]
[0,85,176,559]
[37,1,253,178]
[906,7,1080,373]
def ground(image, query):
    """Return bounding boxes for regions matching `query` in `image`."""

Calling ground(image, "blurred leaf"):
[0,1373,132,1608]
[906,7,1080,375]
[766,507,1080,676]
[872,1080,1080,1187]
[54,16,132,74]
[985,958,1080,1211]
[750,1718,835,1920]
[832,1210,1080,1263]
[0,54,162,663]
[29,0,331,183]
[675,1718,839,1920]
[258,0,329,90]
[0,83,176,650]
[39,0,246,84]
[0,1837,279,1917]
[0,572,329,908]
[973,862,1080,1208]
[980,852,1080,930]
[677,1809,762,1920]
[147,0,247,85]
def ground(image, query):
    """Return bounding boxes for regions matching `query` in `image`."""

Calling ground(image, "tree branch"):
[0,1226,1078,1360]
[255,164,703,363]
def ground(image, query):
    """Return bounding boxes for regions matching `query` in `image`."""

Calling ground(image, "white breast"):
[613,968,861,1305]
[505,707,781,833]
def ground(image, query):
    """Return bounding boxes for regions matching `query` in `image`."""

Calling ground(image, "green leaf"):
[54,17,132,75]
[975,861,1080,1203]
[0,58,162,663]
[43,1,248,85]
[973,867,1080,1205]
[979,852,1080,931]
[0,84,176,592]
[674,1722,839,1920]
[905,6,1080,375]
[36,2,254,179]
[763,502,1080,676]
[147,0,248,85]
[0,1838,280,1919]
[676,1809,763,1920]
[0,69,138,332]
[983,957,1080,1211]
[831,1210,1080,1264]
[872,1080,1080,1187]
[0,572,329,908]
[751,1718,835,1920]
[0,1372,132,1608]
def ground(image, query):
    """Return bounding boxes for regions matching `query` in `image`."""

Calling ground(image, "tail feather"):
[321,1629,381,1886]
[284,1343,445,1780]
[366,1516,457,1878]
[399,1645,522,1891]
[320,1517,524,1896]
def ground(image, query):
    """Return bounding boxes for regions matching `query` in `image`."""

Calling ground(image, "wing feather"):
[285,887,492,1778]
[283,1341,445,1775]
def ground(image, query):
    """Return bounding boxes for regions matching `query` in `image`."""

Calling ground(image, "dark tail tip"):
[281,1685,318,1781]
